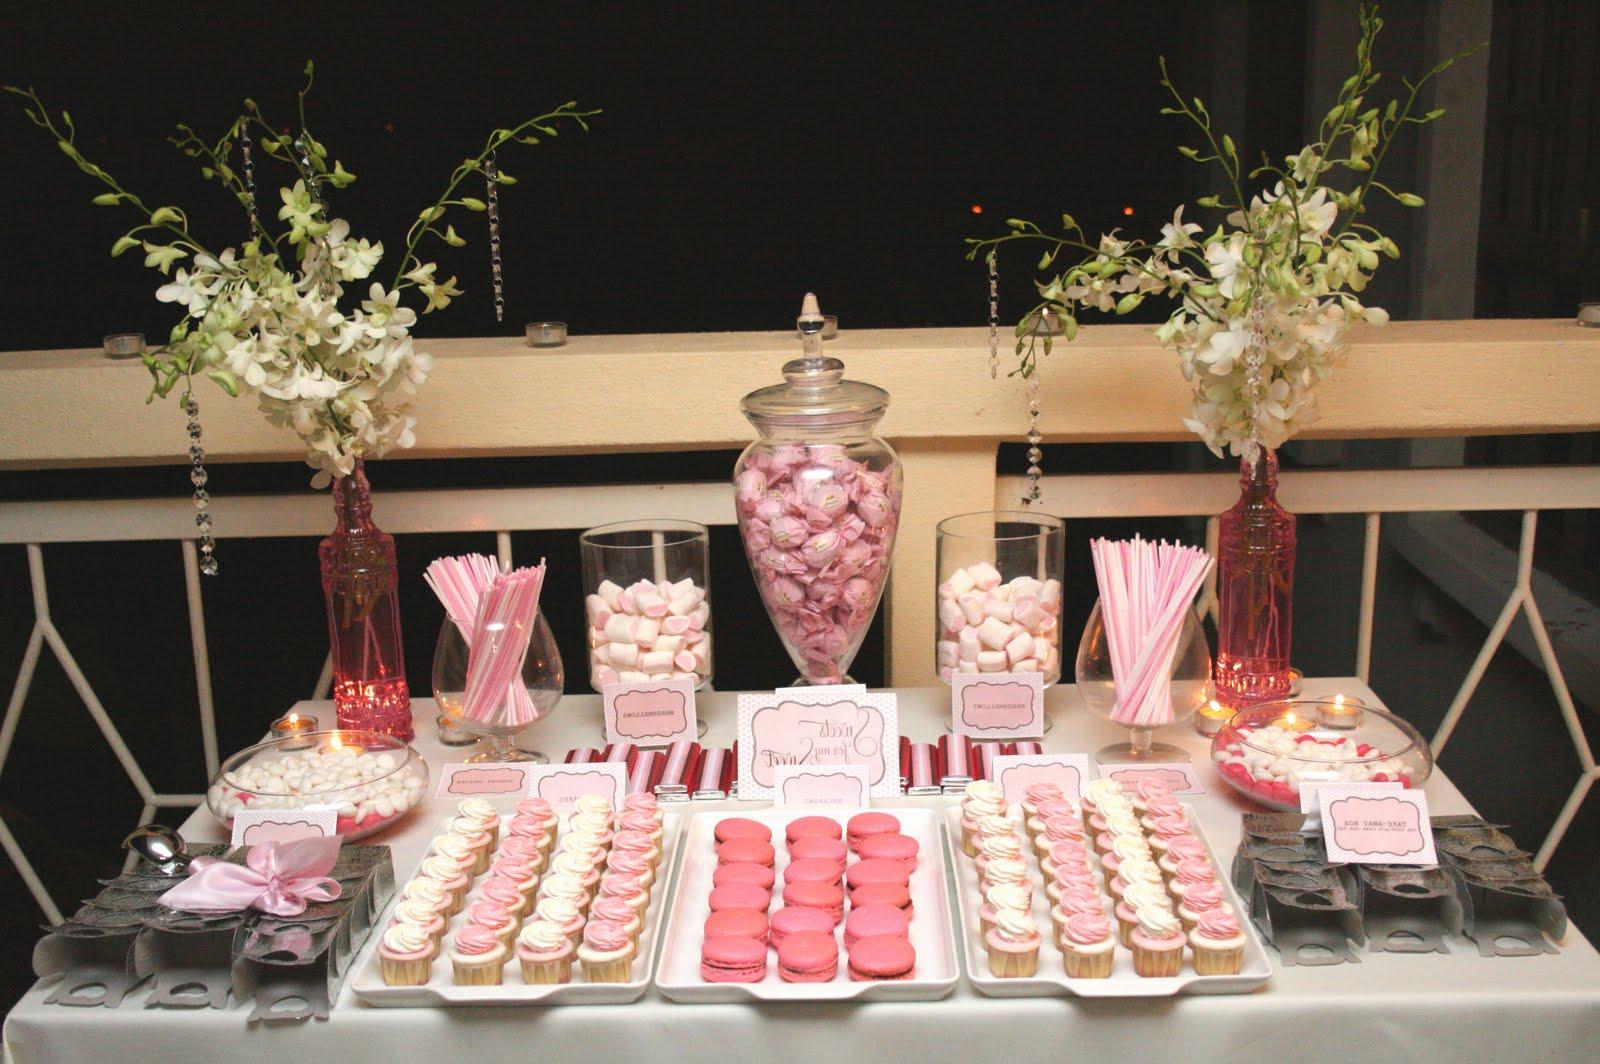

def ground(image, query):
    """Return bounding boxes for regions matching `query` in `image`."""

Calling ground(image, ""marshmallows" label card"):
[602,678,698,747]
[737,688,899,800]
[1099,761,1205,796]
[951,672,1045,740]
[773,763,871,807]
[524,761,627,815]
[230,806,337,848]
[435,762,538,799]
[991,752,1094,807]
[1318,783,1437,866]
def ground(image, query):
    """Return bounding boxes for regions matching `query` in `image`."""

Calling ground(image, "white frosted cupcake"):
[378,922,437,986]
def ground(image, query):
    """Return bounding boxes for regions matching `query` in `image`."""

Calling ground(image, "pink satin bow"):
[159,836,343,916]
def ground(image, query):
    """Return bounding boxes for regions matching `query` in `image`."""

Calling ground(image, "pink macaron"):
[847,934,916,981]
[846,811,901,852]
[783,857,844,886]
[716,839,776,867]
[703,908,769,943]
[701,935,768,982]
[843,903,911,949]
[712,862,777,891]
[785,816,842,846]
[709,883,773,913]
[715,817,772,844]
[768,905,836,948]
[854,832,919,871]
[850,882,913,914]
[782,881,845,924]
[845,858,911,891]
[788,836,849,864]
[776,930,839,982]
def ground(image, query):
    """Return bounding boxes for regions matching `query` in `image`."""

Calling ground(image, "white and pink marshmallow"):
[586,577,711,688]
[936,564,1062,681]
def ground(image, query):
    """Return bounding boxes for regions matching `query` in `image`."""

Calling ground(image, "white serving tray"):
[654,807,959,1003]
[352,811,682,1006]
[944,804,1273,997]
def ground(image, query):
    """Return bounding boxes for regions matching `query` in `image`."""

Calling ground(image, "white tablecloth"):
[8,679,1600,1063]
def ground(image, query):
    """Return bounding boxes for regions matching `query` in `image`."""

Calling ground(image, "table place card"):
[991,752,1094,806]
[1099,761,1206,796]
[737,690,899,800]
[1318,783,1437,866]
[435,762,538,799]
[602,678,698,747]
[1298,773,1396,832]
[231,806,337,848]
[524,761,627,814]
[951,672,1045,740]
[773,764,871,807]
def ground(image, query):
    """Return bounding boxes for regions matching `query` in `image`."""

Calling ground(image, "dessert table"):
[7,679,1600,1063]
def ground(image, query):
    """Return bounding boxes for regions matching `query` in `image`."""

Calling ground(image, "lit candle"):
[1278,710,1315,733]
[1322,694,1366,729]
[1194,698,1233,737]
[269,711,319,749]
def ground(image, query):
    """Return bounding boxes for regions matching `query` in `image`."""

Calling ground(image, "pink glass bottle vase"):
[1213,450,1296,707]
[319,459,413,739]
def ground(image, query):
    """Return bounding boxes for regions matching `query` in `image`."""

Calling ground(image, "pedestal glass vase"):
[734,295,902,686]
[1213,451,1297,708]
[432,613,563,762]
[1075,601,1212,762]
[319,460,412,740]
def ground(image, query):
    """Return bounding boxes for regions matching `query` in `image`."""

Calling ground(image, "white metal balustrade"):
[2,465,1597,922]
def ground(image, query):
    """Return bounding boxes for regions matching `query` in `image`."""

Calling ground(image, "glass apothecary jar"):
[734,294,903,685]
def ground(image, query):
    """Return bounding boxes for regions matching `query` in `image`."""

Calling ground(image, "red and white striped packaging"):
[939,733,974,791]
[654,740,701,801]
[1006,741,1043,756]
[600,742,639,770]
[973,741,1002,782]
[905,741,940,795]
[627,750,664,796]
[694,747,729,799]
[565,747,599,764]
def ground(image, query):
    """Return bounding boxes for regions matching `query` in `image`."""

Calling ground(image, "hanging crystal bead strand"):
[240,134,258,235]
[1024,373,1043,506]
[987,251,999,380]
[485,151,504,323]
[185,393,218,575]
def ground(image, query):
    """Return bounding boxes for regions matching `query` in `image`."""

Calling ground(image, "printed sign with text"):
[231,806,337,848]
[991,752,1094,807]
[1099,761,1205,796]
[435,762,537,799]
[1299,774,1396,833]
[602,678,698,747]
[773,763,871,807]
[524,761,627,815]
[737,689,899,800]
[1319,783,1437,866]
[951,672,1045,740]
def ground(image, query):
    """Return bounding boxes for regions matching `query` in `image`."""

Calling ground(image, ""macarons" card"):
[1318,783,1437,866]
[602,677,698,747]
[950,672,1045,740]
[736,688,899,800]
[772,763,871,807]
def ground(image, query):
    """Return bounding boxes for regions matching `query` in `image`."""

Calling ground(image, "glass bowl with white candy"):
[1210,700,1433,812]
[206,730,428,839]
[934,511,1066,684]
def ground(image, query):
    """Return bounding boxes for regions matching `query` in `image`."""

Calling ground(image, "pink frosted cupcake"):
[1020,781,1065,819]
[477,876,531,922]
[378,922,438,986]
[1155,833,1209,868]
[1060,911,1117,978]
[984,909,1042,978]
[577,919,637,983]
[516,919,575,984]
[610,828,662,871]
[604,848,655,892]
[488,857,540,903]
[498,834,550,869]
[1188,909,1247,974]
[448,925,508,985]
[1040,839,1089,881]
[465,899,521,946]
[515,795,556,821]
[589,895,643,946]
[533,894,586,945]
[506,813,558,852]
[1144,813,1193,845]
[1169,857,1217,893]
[1176,881,1236,931]
[1129,906,1187,978]
[616,809,664,847]
[598,872,651,920]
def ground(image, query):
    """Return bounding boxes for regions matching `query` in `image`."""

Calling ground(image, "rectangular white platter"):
[655,807,959,1002]
[944,804,1273,997]
[352,810,683,1006]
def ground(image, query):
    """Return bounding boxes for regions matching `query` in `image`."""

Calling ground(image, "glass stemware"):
[431,611,563,762]
[1075,600,1212,762]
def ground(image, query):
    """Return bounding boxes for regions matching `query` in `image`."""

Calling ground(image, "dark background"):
[2,0,1598,1015]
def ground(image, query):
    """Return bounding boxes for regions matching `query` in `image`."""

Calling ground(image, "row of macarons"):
[699,813,918,983]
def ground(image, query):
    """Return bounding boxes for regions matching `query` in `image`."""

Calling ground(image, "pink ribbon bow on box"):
[159,836,343,916]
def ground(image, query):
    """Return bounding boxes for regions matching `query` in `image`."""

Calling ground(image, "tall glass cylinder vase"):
[1213,450,1296,708]
[319,460,412,740]
[934,511,1065,684]
[580,520,713,691]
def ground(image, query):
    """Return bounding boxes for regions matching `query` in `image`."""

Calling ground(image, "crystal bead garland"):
[1024,374,1043,506]
[485,151,504,323]
[987,251,999,380]
[185,393,218,576]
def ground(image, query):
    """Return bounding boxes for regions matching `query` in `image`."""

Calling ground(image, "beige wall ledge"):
[1,318,1597,469]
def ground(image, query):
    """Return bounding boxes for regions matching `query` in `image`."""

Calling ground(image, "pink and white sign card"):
[524,761,627,815]
[1098,761,1205,796]
[991,752,1094,807]
[737,688,899,800]
[950,672,1045,740]
[1299,775,1397,833]
[230,806,337,848]
[1318,782,1437,866]
[602,678,698,747]
[435,762,537,799]
[773,763,871,807]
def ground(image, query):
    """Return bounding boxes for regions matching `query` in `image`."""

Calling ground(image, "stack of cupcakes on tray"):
[379,792,669,988]
[698,812,918,984]
[1027,783,1118,978]
[959,780,1046,977]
